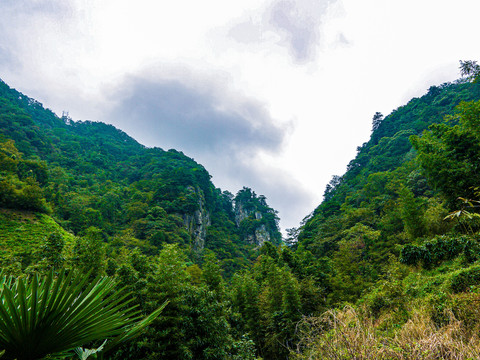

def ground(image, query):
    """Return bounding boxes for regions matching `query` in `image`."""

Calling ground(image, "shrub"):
[450,265,480,293]
[400,235,479,269]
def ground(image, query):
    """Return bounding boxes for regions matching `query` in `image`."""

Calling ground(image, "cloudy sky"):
[1,0,479,232]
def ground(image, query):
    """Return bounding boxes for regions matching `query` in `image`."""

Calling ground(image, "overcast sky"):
[1,0,479,232]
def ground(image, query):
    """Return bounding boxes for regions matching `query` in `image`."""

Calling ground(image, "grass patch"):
[0,208,74,257]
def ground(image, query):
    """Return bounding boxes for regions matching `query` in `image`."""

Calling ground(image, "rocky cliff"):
[182,186,211,250]
[234,187,281,247]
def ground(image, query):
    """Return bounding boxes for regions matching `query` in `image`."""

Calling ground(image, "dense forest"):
[2,61,480,359]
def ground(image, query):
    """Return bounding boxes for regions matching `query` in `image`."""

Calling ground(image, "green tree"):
[201,251,224,295]
[371,112,384,132]
[460,60,480,82]
[230,272,261,349]
[139,244,191,359]
[32,232,66,273]
[72,227,106,277]
[183,286,233,359]
[398,186,425,240]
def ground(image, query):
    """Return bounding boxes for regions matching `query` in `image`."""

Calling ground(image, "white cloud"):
[268,0,335,62]
[227,0,339,62]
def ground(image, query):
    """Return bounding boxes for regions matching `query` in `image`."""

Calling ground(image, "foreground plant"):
[0,269,166,360]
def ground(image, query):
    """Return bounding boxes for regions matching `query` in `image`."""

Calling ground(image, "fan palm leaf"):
[0,269,166,360]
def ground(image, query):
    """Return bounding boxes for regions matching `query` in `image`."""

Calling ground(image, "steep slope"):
[296,79,480,304]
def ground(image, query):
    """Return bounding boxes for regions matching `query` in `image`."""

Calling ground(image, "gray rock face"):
[234,199,271,247]
[254,224,271,246]
[182,186,210,250]
[234,201,249,227]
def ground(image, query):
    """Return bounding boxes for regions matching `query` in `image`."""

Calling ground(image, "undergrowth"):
[293,305,480,360]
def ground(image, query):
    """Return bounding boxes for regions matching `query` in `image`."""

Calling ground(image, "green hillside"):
[291,68,480,358]
[0,78,281,276]
[0,209,75,268]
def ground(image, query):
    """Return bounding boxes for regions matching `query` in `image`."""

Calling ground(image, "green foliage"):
[229,246,327,359]
[111,244,234,360]
[450,265,480,293]
[0,140,50,213]
[362,255,410,318]
[328,225,378,304]
[230,335,258,360]
[26,232,67,274]
[72,227,107,277]
[398,186,425,239]
[0,269,166,360]
[182,286,233,360]
[400,235,479,269]
[412,100,480,205]
[201,251,224,295]
[0,210,74,274]
[460,60,480,83]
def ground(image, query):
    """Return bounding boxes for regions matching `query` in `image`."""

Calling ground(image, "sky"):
[0,0,479,233]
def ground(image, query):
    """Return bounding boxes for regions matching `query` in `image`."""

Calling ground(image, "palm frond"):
[0,270,165,360]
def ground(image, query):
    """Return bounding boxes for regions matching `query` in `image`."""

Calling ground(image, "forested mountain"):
[297,79,480,297]
[3,63,480,359]
[0,78,282,274]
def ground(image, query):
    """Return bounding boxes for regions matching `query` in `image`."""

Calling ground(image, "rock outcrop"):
[234,187,279,247]
[182,186,210,250]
